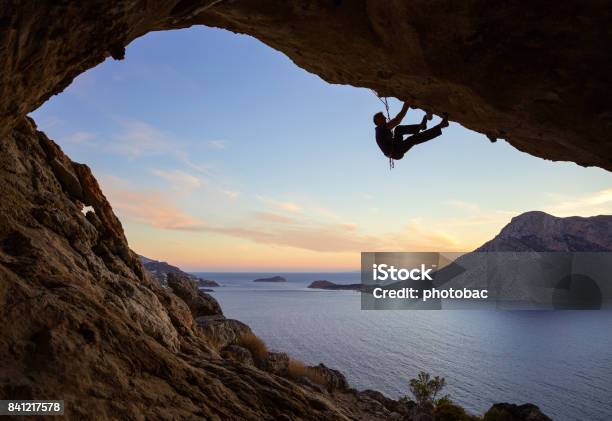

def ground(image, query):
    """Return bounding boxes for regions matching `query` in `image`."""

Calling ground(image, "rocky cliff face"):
[140,255,221,287]
[2,1,612,169]
[477,211,612,251]
[139,254,198,285]
[426,211,612,309]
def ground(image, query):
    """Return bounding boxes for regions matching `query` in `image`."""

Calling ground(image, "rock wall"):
[1,1,611,169]
[477,211,612,251]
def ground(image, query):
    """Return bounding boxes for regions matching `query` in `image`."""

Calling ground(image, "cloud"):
[203,223,383,253]
[442,200,519,227]
[180,156,214,175]
[278,202,301,213]
[220,189,241,199]
[436,212,519,228]
[207,140,227,149]
[544,188,612,217]
[312,206,341,221]
[340,223,358,231]
[398,221,461,250]
[111,120,174,159]
[106,121,238,194]
[256,195,302,213]
[445,189,612,223]
[196,218,462,253]
[107,120,224,181]
[152,169,205,193]
[166,207,461,253]
[253,211,296,224]
[99,175,486,254]
[37,115,64,129]
[100,176,204,230]
[445,199,482,213]
[62,131,96,144]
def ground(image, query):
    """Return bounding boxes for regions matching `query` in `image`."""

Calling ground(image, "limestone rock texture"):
[167,272,223,317]
[477,211,612,251]
[1,1,612,169]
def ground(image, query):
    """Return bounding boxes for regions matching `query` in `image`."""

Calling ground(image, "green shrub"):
[435,395,453,407]
[483,408,507,421]
[400,372,481,420]
[434,400,481,421]
[409,371,446,407]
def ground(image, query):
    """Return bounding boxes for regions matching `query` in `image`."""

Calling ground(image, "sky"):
[30,27,612,271]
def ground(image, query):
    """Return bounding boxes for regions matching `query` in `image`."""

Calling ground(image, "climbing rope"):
[370,90,394,169]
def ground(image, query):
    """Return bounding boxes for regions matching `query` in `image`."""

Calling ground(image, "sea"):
[192,272,612,421]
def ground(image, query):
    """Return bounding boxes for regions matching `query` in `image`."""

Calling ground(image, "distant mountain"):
[139,255,220,287]
[476,211,612,252]
[429,211,612,308]
[370,211,612,309]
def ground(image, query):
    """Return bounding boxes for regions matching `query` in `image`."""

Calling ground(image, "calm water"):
[193,272,612,421]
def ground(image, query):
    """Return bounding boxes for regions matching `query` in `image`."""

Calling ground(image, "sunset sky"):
[31,27,612,271]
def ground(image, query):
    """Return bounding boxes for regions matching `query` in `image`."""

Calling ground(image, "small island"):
[308,280,366,292]
[253,276,287,283]
[197,279,220,287]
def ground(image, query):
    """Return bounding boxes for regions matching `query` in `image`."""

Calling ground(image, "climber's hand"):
[387,100,411,129]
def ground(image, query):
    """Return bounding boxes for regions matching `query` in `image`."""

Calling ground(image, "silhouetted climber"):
[373,100,449,161]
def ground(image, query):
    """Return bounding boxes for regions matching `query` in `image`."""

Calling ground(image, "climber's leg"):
[397,117,449,154]
[419,114,429,130]
[394,127,440,155]
[407,126,443,146]
[393,124,421,141]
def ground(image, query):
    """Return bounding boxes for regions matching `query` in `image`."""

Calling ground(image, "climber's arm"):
[386,100,411,129]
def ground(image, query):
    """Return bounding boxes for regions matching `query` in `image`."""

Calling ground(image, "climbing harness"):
[370,90,394,169]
